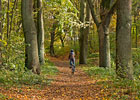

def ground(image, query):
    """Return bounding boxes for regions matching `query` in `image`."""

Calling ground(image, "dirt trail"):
[43,57,104,100]
[0,57,106,100]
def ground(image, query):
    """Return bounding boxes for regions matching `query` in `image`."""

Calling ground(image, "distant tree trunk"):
[84,1,90,63]
[134,14,138,48]
[79,0,86,64]
[50,22,57,56]
[0,0,2,65]
[22,0,40,74]
[73,31,77,52]
[116,0,133,79]
[59,33,66,47]
[134,8,137,48]
[7,0,10,39]
[60,36,65,47]
[37,0,45,64]
[136,25,137,48]
[50,32,55,56]
[89,31,94,52]
[10,0,17,33]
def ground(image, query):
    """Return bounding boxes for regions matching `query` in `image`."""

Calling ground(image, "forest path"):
[43,57,104,100]
[0,57,106,100]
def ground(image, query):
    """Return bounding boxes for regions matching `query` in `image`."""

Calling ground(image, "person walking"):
[69,49,75,74]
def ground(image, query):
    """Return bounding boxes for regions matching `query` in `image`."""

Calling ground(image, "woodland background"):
[0,0,140,99]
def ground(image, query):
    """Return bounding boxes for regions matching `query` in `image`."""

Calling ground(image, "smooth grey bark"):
[79,0,86,64]
[79,0,90,64]
[22,0,40,74]
[87,0,117,68]
[116,0,133,79]
[98,23,110,68]
[84,1,90,64]
[0,0,2,65]
[37,0,45,64]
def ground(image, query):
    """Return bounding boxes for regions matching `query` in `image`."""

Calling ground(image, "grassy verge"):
[82,66,140,100]
[82,49,140,99]
[0,59,58,87]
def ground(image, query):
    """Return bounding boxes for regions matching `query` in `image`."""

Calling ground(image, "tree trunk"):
[116,0,133,79]
[7,0,10,39]
[0,0,2,65]
[50,22,56,56]
[10,0,17,33]
[84,1,90,63]
[50,32,55,56]
[79,0,86,64]
[22,0,40,74]
[134,13,137,48]
[87,0,116,68]
[73,31,77,53]
[60,36,65,47]
[37,0,45,64]
[135,25,137,48]
[89,30,94,52]
[98,23,111,68]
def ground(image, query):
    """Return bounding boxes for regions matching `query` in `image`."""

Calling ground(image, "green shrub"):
[0,59,58,86]
[82,66,116,79]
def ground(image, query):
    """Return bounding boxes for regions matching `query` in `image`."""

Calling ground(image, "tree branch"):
[86,0,100,27]
[104,0,118,26]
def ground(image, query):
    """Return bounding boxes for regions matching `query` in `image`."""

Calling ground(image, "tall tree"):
[79,0,86,64]
[22,0,40,74]
[116,0,133,79]
[79,1,90,64]
[84,1,90,64]
[37,0,45,64]
[87,0,117,68]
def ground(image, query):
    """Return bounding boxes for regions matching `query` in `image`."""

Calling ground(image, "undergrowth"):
[0,59,58,87]
[82,66,140,99]
[82,49,140,99]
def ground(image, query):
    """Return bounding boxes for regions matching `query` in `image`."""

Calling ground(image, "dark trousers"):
[70,58,75,72]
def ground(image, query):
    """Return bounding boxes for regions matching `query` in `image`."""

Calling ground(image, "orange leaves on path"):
[0,57,137,100]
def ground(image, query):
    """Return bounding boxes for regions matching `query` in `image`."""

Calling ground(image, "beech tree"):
[79,0,89,64]
[87,0,117,68]
[79,0,90,64]
[22,0,40,74]
[116,0,133,79]
[37,0,45,64]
